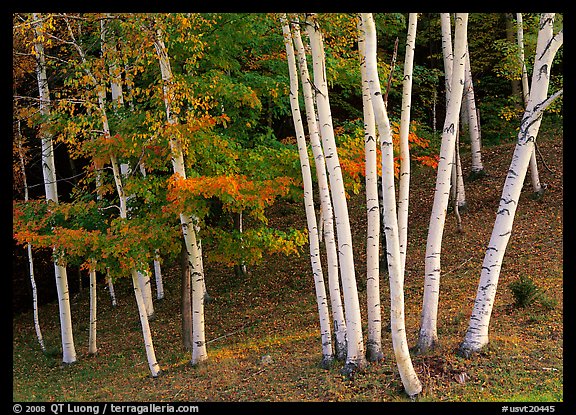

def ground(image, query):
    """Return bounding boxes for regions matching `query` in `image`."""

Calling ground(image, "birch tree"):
[463,42,484,177]
[32,13,77,365]
[305,13,366,373]
[357,15,382,363]
[397,13,418,277]
[282,15,334,366]
[516,13,545,198]
[15,122,46,353]
[63,14,161,376]
[153,23,208,366]
[417,13,468,354]
[291,19,347,360]
[459,13,562,357]
[361,13,422,397]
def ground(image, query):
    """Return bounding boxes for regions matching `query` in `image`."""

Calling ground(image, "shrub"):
[508,275,539,308]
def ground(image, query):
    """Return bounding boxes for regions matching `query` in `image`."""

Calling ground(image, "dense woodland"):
[12,12,563,403]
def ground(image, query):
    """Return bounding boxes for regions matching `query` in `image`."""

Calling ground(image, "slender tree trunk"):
[180,240,193,351]
[505,13,523,107]
[119,162,155,319]
[154,26,207,365]
[417,13,468,354]
[292,19,347,360]
[33,13,77,365]
[153,254,164,300]
[361,12,422,397]
[233,212,248,277]
[464,42,484,177]
[131,270,162,376]
[516,13,545,197]
[357,15,382,363]
[459,14,562,356]
[398,13,418,276]
[138,164,165,300]
[16,125,46,353]
[88,261,97,354]
[282,16,334,366]
[306,13,366,373]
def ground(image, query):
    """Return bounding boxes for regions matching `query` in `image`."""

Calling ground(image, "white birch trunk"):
[361,12,422,397]
[398,13,418,276]
[131,270,161,376]
[153,254,164,300]
[17,126,46,353]
[154,26,207,365]
[464,43,484,175]
[88,261,97,354]
[33,13,77,364]
[138,164,165,300]
[306,13,366,372]
[357,15,382,363]
[292,20,347,360]
[282,16,333,366]
[516,13,544,196]
[417,13,468,353]
[459,14,562,356]
[119,162,155,319]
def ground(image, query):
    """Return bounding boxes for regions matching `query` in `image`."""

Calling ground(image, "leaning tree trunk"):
[33,13,77,365]
[516,13,545,198]
[417,13,468,354]
[361,13,422,397]
[282,15,334,366]
[305,13,366,373]
[459,14,562,357]
[291,19,347,360]
[154,25,207,365]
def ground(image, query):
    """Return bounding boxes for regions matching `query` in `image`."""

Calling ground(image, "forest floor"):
[12,129,563,404]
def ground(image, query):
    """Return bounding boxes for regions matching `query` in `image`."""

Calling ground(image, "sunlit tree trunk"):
[33,13,77,365]
[459,14,562,357]
[154,25,207,365]
[292,19,347,360]
[131,270,161,376]
[16,123,46,353]
[361,12,422,397]
[516,13,544,197]
[306,13,366,373]
[282,16,334,366]
[357,15,382,363]
[417,13,468,354]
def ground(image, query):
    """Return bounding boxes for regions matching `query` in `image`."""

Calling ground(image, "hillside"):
[12,130,563,403]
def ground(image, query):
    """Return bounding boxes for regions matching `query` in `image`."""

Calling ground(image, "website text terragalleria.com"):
[12,403,199,415]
